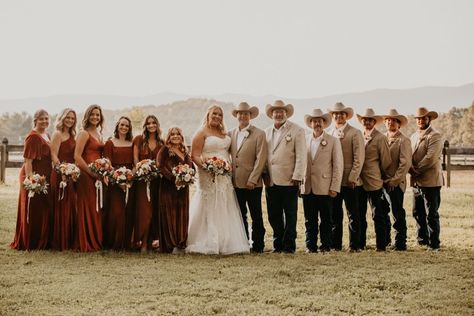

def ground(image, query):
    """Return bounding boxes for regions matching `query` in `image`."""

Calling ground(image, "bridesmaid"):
[11,109,52,250]
[73,104,105,252]
[133,115,163,252]
[103,116,134,250]
[157,127,193,253]
[50,108,77,251]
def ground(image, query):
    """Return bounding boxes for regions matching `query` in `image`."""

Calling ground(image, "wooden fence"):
[2,138,474,186]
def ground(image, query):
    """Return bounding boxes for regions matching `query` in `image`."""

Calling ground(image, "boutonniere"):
[336,130,344,139]
[388,138,396,145]
[243,130,250,138]
[285,134,292,142]
[364,135,372,142]
[321,139,327,147]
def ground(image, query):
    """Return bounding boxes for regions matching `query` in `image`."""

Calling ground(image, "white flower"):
[184,174,191,182]
[321,140,327,146]
[285,134,292,142]
[243,130,250,138]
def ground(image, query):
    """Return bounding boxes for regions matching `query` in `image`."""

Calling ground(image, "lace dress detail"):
[186,135,250,254]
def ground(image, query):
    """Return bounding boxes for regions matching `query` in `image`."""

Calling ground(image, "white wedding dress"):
[186,135,250,254]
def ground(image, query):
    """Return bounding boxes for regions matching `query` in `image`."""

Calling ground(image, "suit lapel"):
[272,122,289,153]
[313,131,327,161]
[413,127,431,154]
[236,125,251,154]
[231,129,238,155]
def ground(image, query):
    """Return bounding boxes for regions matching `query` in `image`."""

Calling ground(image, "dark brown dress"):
[50,136,76,251]
[11,130,52,250]
[132,135,162,248]
[73,134,104,252]
[157,146,193,253]
[103,140,134,250]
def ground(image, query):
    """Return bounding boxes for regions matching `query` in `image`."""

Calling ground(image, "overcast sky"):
[1,0,473,99]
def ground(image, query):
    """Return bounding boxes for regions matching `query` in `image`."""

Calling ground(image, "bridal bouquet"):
[88,158,113,212]
[134,159,160,201]
[202,156,231,181]
[23,173,49,223]
[55,162,80,200]
[110,166,134,204]
[172,163,196,190]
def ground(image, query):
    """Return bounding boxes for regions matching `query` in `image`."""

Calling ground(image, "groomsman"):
[328,102,365,251]
[382,109,412,251]
[357,108,391,251]
[410,107,444,250]
[301,109,343,252]
[263,100,307,253]
[229,102,268,253]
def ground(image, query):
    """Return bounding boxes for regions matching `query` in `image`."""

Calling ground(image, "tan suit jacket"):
[264,120,307,186]
[333,124,365,186]
[302,131,343,195]
[229,125,267,188]
[360,129,392,191]
[410,126,444,187]
[384,131,412,192]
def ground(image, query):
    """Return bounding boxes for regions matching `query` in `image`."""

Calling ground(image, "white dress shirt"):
[331,123,347,139]
[272,121,287,150]
[236,125,250,150]
[310,133,323,159]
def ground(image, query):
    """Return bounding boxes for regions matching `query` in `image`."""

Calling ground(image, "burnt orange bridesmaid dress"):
[50,136,76,251]
[73,134,104,252]
[157,146,192,253]
[132,135,162,249]
[103,140,134,250]
[11,130,52,250]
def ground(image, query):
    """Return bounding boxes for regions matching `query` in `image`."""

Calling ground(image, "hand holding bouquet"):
[202,156,231,181]
[88,158,113,212]
[55,162,80,200]
[134,159,160,201]
[172,163,196,190]
[23,173,49,222]
[110,166,134,204]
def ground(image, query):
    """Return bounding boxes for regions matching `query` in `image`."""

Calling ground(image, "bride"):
[186,105,250,254]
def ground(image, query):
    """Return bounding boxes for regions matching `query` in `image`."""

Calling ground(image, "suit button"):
[236,155,238,158]
[236,166,238,168]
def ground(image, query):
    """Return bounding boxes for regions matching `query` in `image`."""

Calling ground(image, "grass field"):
[1,168,473,315]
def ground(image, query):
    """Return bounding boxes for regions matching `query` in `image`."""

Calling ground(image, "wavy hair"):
[141,115,163,150]
[165,127,188,155]
[81,104,104,131]
[55,108,77,136]
[113,116,133,141]
[201,105,226,134]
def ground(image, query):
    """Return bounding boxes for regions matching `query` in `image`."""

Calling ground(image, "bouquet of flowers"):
[23,173,49,223]
[55,162,81,200]
[202,156,231,181]
[88,158,114,212]
[134,159,160,201]
[110,166,134,204]
[172,163,196,190]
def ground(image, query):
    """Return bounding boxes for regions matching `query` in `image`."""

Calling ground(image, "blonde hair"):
[81,104,104,131]
[201,105,226,134]
[33,109,49,128]
[165,127,188,155]
[55,108,77,136]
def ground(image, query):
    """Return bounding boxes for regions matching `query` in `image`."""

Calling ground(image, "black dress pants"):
[359,188,387,250]
[235,187,265,252]
[302,193,333,251]
[331,186,361,250]
[412,186,441,249]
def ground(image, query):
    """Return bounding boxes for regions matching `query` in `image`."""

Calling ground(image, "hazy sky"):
[1,0,473,99]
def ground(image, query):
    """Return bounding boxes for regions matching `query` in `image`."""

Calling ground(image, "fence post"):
[443,140,450,188]
[0,138,7,183]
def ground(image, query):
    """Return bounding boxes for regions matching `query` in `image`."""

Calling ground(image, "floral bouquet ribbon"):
[23,173,49,223]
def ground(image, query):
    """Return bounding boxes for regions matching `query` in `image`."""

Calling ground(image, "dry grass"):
[1,169,473,315]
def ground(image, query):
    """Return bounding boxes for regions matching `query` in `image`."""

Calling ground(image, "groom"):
[263,100,307,253]
[229,102,268,253]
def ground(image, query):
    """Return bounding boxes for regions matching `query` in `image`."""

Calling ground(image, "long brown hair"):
[165,127,188,155]
[82,104,104,131]
[141,115,163,150]
[201,105,226,134]
[113,116,133,141]
[55,108,77,137]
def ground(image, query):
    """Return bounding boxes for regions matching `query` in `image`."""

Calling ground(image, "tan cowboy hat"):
[382,109,408,127]
[357,108,384,126]
[265,100,294,119]
[414,107,438,120]
[327,102,354,120]
[231,102,259,119]
[304,109,332,129]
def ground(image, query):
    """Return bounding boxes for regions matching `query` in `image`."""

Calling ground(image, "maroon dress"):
[73,134,104,252]
[11,130,52,250]
[157,146,193,253]
[50,136,76,251]
[132,135,162,248]
[103,140,134,250]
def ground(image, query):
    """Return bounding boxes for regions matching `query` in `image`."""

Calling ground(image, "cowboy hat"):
[382,109,408,127]
[327,102,354,120]
[414,107,438,120]
[356,108,384,126]
[231,102,259,119]
[265,100,294,119]
[304,109,332,129]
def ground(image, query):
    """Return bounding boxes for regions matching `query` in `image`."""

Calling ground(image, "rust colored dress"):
[103,140,134,250]
[11,130,52,250]
[157,146,193,253]
[50,136,76,251]
[73,134,104,252]
[132,135,162,248]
